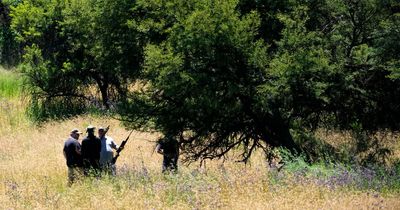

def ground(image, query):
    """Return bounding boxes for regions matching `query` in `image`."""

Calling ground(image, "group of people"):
[63,125,119,186]
[63,125,180,186]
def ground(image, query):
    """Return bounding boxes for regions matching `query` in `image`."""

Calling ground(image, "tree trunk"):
[238,94,300,154]
[99,82,110,109]
[93,74,110,109]
[266,113,301,154]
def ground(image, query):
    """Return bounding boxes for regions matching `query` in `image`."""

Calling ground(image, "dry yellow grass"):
[1,97,400,209]
[316,129,400,164]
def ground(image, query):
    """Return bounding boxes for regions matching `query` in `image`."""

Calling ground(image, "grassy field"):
[1,69,400,209]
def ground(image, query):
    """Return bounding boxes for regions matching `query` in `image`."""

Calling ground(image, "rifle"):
[112,129,134,164]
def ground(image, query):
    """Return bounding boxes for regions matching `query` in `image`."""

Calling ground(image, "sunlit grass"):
[0,70,399,209]
[0,66,23,98]
[0,67,28,135]
[1,114,399,209]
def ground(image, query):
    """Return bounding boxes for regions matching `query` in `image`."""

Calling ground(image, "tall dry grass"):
[0,74,399,209]
[0,67,27,135]
[1,115,399,209]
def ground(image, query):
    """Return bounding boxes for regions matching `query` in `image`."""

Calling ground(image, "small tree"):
[11,0,143,120]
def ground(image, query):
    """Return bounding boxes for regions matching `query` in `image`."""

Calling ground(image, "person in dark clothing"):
[63,128,83,186]
[156,133,180,173]
[81,125,101,176]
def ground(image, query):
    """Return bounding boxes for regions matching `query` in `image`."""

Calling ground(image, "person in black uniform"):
[156,132,180,173]
[81,125,101,176]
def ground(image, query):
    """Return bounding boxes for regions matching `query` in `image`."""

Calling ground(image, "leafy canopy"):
[11,0,143,120]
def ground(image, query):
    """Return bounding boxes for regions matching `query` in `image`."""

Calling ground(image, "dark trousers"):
[162,155,178,173]
[100,162,116,176]
[83,159,100,176]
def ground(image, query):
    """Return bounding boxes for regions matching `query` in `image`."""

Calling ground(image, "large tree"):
[119,0,299,162]
[119,0,400,163]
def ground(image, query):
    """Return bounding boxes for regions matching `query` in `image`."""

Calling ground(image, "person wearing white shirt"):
[98,127,119,176]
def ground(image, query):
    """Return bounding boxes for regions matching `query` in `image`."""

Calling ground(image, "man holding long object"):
[98,126,120,176]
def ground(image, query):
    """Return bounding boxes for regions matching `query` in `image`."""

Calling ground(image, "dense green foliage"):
[10,0,143,120]
[0,0,21,66]
[7,0,400,162]
[122,0,282,162]
[119,0,400,163]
